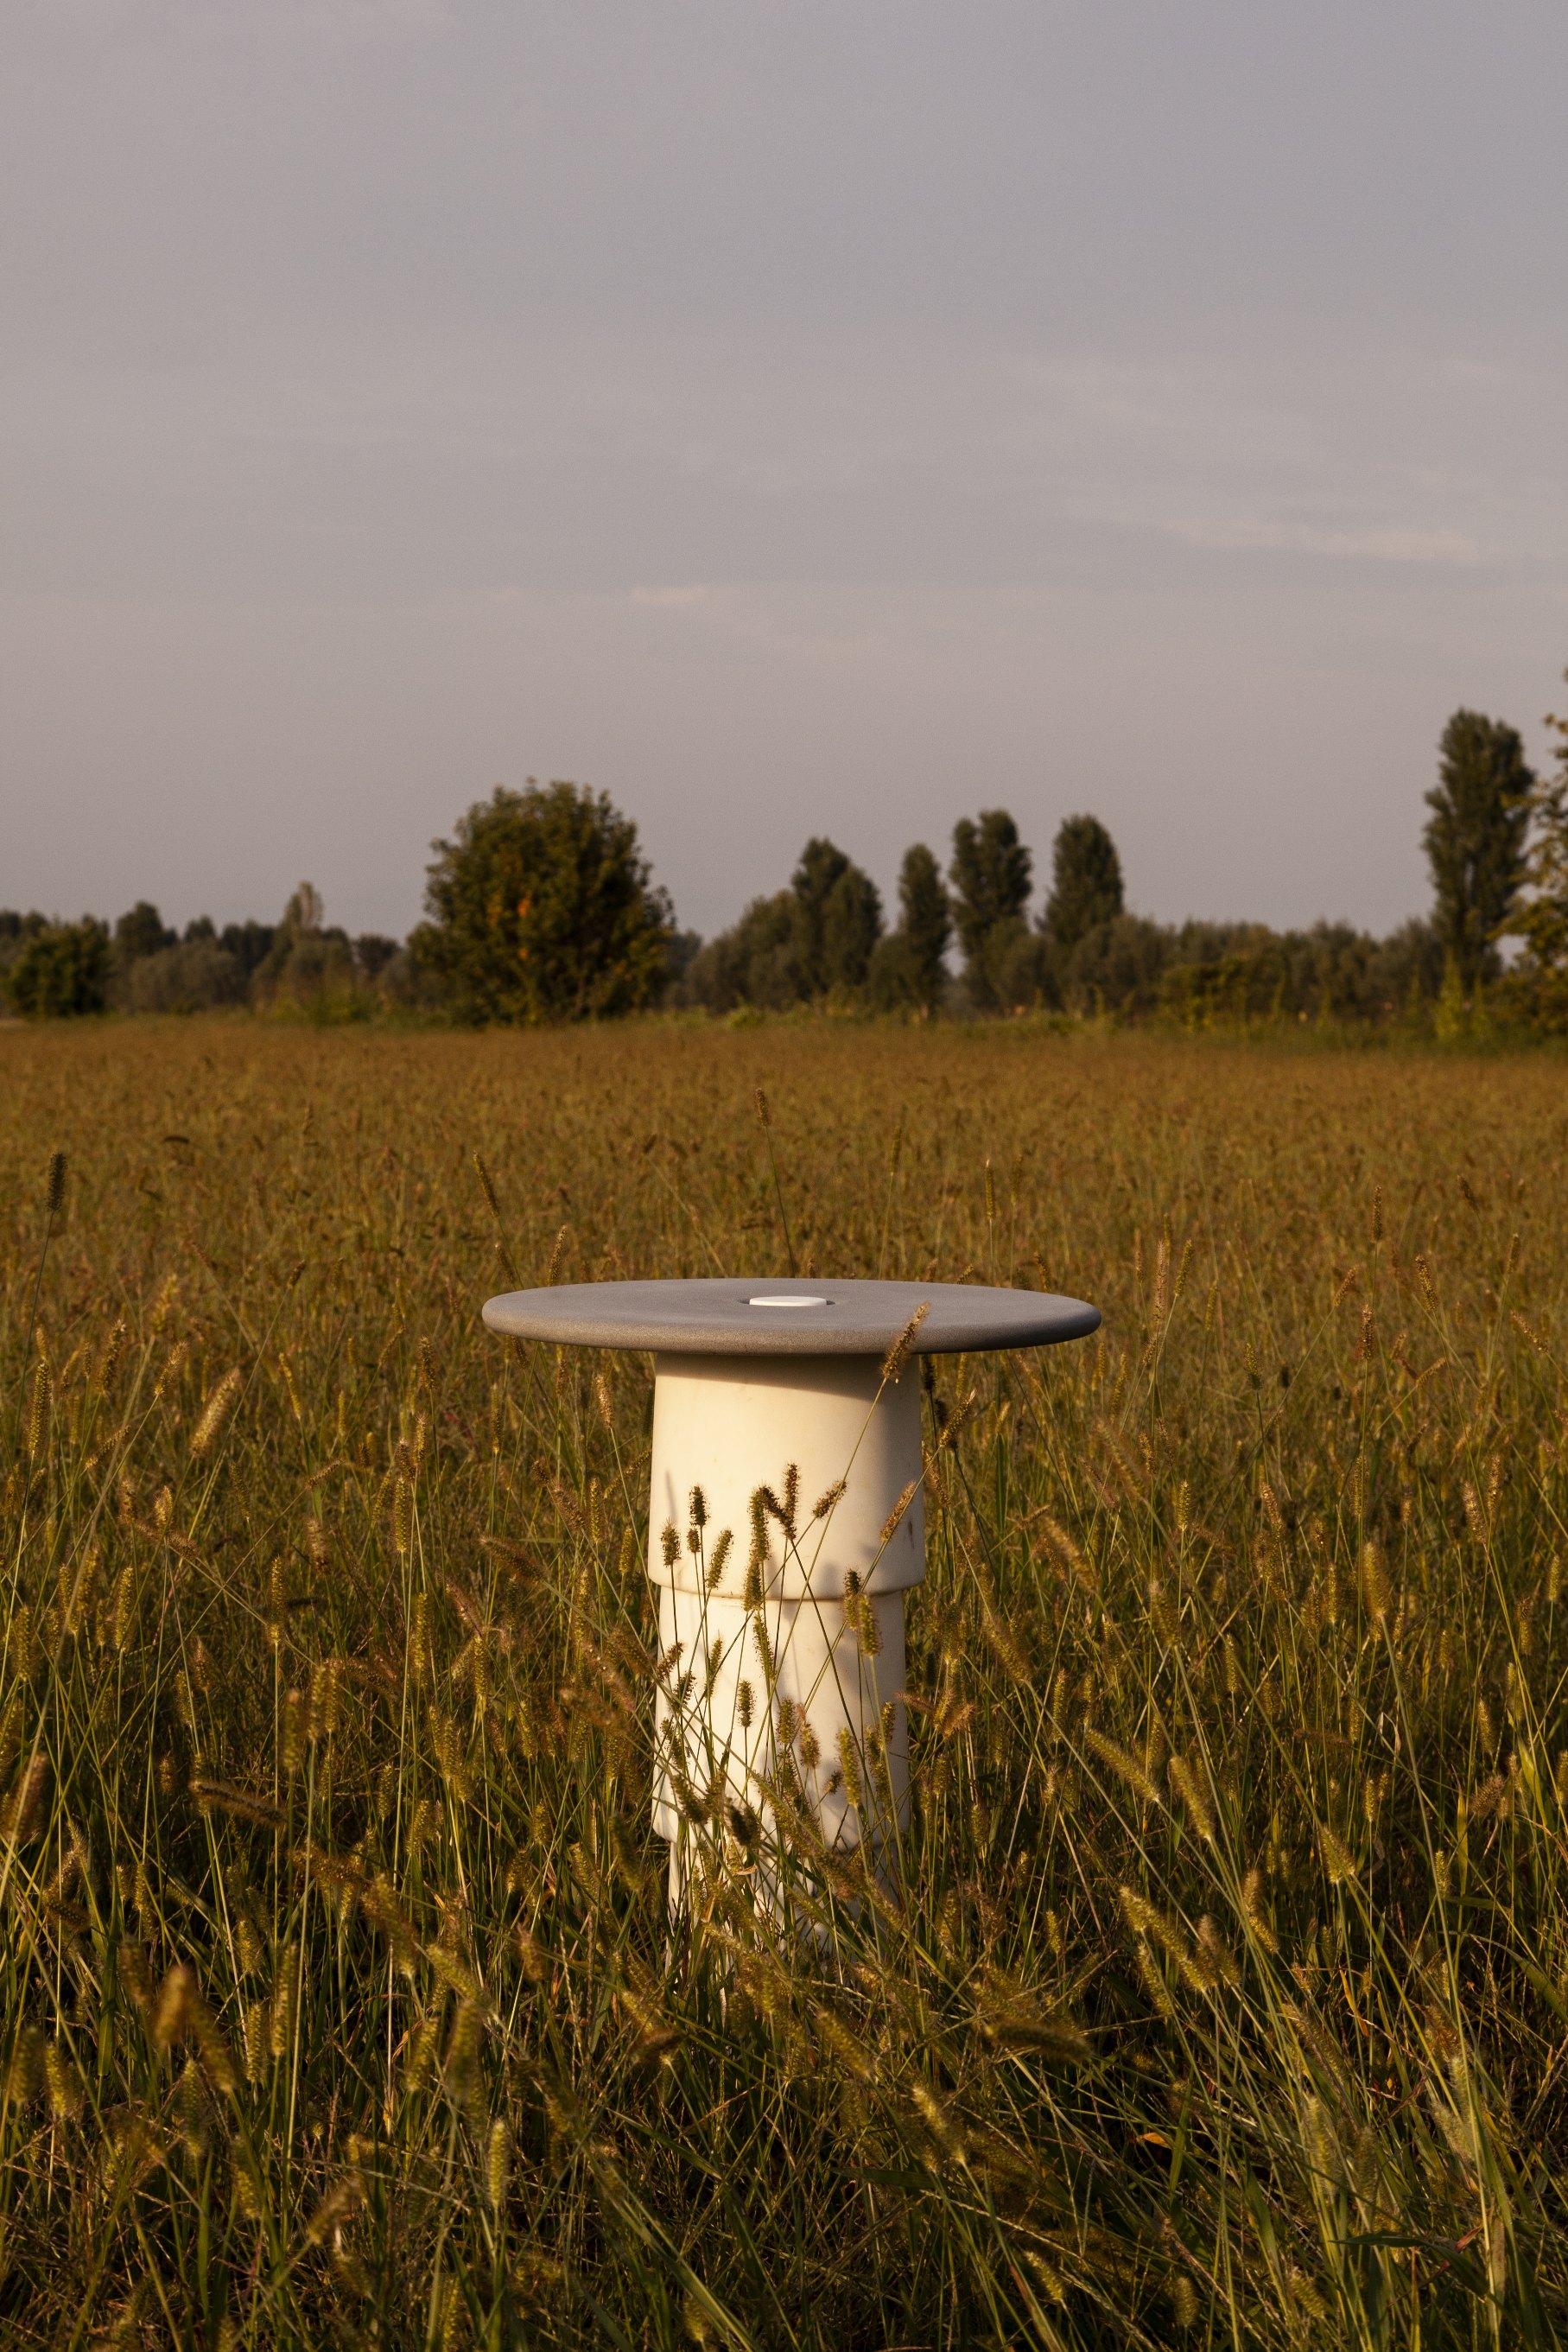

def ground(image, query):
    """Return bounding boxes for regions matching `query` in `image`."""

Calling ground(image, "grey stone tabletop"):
[481,1276,1101,1357]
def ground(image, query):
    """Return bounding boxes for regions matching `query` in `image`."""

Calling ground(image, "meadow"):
[2,1017,1565,2350]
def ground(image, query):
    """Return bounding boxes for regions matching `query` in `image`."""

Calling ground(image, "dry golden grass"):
[2,1017,1565,2349]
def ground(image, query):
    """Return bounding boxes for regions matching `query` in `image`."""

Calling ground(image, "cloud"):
[630,584,712,608]
[1163,518,1482,565]
[60,0,452,38]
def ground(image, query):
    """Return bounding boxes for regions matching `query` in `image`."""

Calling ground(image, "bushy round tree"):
[5,920,111,1018]
[416,782,676,1024]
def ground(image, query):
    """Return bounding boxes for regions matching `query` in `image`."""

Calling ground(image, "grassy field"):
[2,1018,1565,2350]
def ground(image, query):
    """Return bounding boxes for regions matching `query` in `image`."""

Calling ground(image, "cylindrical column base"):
[644,1350,923,1907]
[653,1582,909,1905]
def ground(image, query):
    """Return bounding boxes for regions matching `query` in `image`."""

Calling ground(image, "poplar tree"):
[949,810,1031,1007]
[790,837,882,995]
[1508,678,1568,1014]
[868,844,952,1012]
[896,843,951,1008]
[1423,711,1533,990]
[1043,815,1124,955]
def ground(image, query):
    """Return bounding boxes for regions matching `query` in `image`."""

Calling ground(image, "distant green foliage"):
[682,814,1459,1029]
[896,842,951,1001]
[949,810,1032,1008]
[354,932,402,982]
[682,891,802,1012]
[4,918,111,1017]
[0,910,48,994]
[113,900,175,966]
[790,837,883,995]
[218,919,279,985]
[125,938,245,1015]
[20,660,1568,1037]
[1043,814,1125,957]
[821,866,883,995]
[788,838,847,994]
[1423,709,1533,992]
[416,783,676,1024]
[684,837,883,1012]
[1433,955,1471,1044]
[867,843,951,1011]
[1504,681,1568,1030]
[1147,918,1444,1031]
[1057,912,1172,1016]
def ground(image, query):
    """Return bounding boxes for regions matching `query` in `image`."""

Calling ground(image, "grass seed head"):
[1360,1540,1393,1629]
[269,1947,298,2062]
[752,1618,776,1691]
[308,1657,342,1744]
[1167,1751,1216,1841]
[151,1963,195,2053]
[472,1149,502,1222]
[22,1361,51,1463]
[281,1689,306,1779]
[486,2117,512,2210]
[878,1478,918,1548]
[1317,1822,1357,1885]
[1086,1727,1159,1808]
[6,2025,45,2105]
[44,2037,82,2121]
[880,1300,930,1386]
[745,1490,769,1609]
[835,1727,865,1809]
[393,1475,415,1556]
[243,2000,269,2085]
[1240,1867,1278,1952]
[190,1365,243,1460]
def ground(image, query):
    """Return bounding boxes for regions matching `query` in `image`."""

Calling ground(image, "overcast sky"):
[3,0,1565,944]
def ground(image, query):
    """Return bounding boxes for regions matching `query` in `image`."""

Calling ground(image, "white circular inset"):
[747,1294,829,1308]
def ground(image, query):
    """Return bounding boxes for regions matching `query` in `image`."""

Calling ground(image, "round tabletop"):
[481,1276,1100,1357]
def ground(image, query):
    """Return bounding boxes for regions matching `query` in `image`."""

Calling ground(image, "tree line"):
[0,886,405,1023]
[5,683,1566,1032]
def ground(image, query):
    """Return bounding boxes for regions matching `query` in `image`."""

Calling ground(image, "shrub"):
[126,939,245,1014]
[4,919,111,1017]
